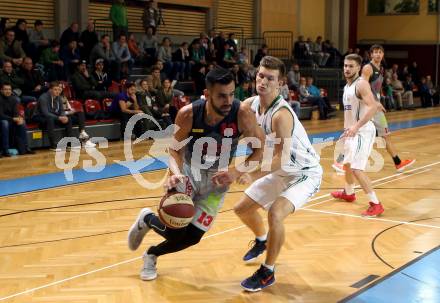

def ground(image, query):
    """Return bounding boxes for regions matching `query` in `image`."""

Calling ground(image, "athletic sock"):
[368,192,380,204]
[345,183,355,195]
[263,263,275,271]
[256,234,267,242]
[393,155,401,166]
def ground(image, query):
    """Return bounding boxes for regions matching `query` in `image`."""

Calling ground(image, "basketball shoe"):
[396,159,416,172]
[140,253,157,281]
[128,208,153,251]
[362,202,384,217]
[241,265,275,292]
[331,190,356,202]
[243,239,267,262]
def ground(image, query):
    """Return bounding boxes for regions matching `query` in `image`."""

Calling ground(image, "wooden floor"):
[1,108,439,302]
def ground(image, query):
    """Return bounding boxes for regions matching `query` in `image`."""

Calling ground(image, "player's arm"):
[166,104,192,189]
[344,79,380,137]
[249,107,294,180]
[361,64,373,81]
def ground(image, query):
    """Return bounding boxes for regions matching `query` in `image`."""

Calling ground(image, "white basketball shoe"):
[128,208,153,251]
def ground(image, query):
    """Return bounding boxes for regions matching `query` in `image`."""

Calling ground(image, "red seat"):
[69,100,84,112]
[84,99,102,113]
[24,101,38,123]
[18,104,25,118]
[102,98,113,112]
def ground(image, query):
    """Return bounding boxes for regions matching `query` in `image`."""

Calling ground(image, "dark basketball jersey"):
[369,62,384,101]
[184,99,241,170]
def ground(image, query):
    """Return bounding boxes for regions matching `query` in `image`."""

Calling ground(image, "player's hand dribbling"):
[211,168,242,187]
[164,174,187,191]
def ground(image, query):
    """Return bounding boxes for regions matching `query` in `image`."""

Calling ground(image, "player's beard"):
[211,101,231,117]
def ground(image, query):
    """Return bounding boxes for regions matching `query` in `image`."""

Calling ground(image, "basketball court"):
[1,108,439,303]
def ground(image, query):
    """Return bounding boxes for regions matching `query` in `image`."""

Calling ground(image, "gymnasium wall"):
[260,0,297,34]
[299,0,326,39]
[357,0,438,43]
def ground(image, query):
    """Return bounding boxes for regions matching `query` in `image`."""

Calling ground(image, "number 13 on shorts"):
[192,208,216,231]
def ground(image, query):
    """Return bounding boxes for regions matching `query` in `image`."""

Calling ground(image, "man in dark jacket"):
[18,57,45,99]
[71,60,114,100]
[0,83,33,156]
[33,81,74,150]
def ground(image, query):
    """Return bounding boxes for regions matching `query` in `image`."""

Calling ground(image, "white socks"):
[256,234,267,242]
[263,263,275,271]
[368,192,380,204]
[345,183,355,195]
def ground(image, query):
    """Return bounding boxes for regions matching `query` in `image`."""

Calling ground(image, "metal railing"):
[300,67,344,101]
[263,31,293,61]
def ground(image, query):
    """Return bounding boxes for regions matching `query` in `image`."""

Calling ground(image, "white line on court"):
[302,208,440,229]
[0,161,439,301]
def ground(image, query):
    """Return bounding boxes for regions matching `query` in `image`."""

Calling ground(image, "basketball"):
[158,191,196,229]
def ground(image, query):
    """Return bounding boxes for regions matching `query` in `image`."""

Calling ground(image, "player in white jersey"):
[331,54,384,217]
[233,56,322,292]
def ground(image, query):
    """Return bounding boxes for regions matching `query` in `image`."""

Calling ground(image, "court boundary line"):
[1,161,439,301]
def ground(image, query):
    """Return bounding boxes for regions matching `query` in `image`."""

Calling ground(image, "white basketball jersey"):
[343,77,374,131]
[251,95,321,173]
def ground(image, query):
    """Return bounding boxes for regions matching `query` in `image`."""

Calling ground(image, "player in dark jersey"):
[333,45,415,173]
[127,67,265,281]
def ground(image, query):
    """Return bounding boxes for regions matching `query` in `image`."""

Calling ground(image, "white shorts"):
[244,168,322,211]
[343,122,376,171]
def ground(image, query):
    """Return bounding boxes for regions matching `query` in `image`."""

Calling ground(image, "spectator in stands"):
[136,78,162,130]
[40,40,65,81]
[213,31,226,65]
[92,59,112,92]
[306,76,333,113]
[401,64,410,80]
[294,35,308,60]
[112,33,132,80]
[150,65,162,95]
[391,73,414,110]
[157,37,174,80]
[310,36,330,67]
[426,75,439,106]
[235,79,251,101]
[90,34,116,77]
[71,60,114,101]
[110,0,128,42]
[60,40,81,76]
[80,19,99,63]
[279,76,300,117]
[128,33,149,66]
[189,40,206,69]
[237,47,249,65]
[0,29,26,67]
[156,78,181,126]
[226,33,238,53]
[419,77,433,108]
[238,63,253,85]
[0,60,24,99]
[222,42,236,68]
[253,44,268,67]
[386,63,399,79]
[154,59,167,80]
[287,63,300,90]
[142,0,160,35]
[299,77,328,120]
[0,83,34,156]
[28,20,49,62]
[403,74,416,97]
[140,26,158,67]
[193,64,206,96]
[12,19,30,54]
[18,57,45,102]
[382,77,395,110]
[172,42,190,81]
[60,23,81,49]
[110,81,143,138]
[33,81,75,151]
[59,83,96,148]
[230,63,241,86]
[0,17,8,37]
[408,61,420,84]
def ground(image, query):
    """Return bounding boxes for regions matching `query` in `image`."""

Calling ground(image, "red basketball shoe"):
[362,202,384,217]
[331,190,356,202]
[396,159,416,172]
